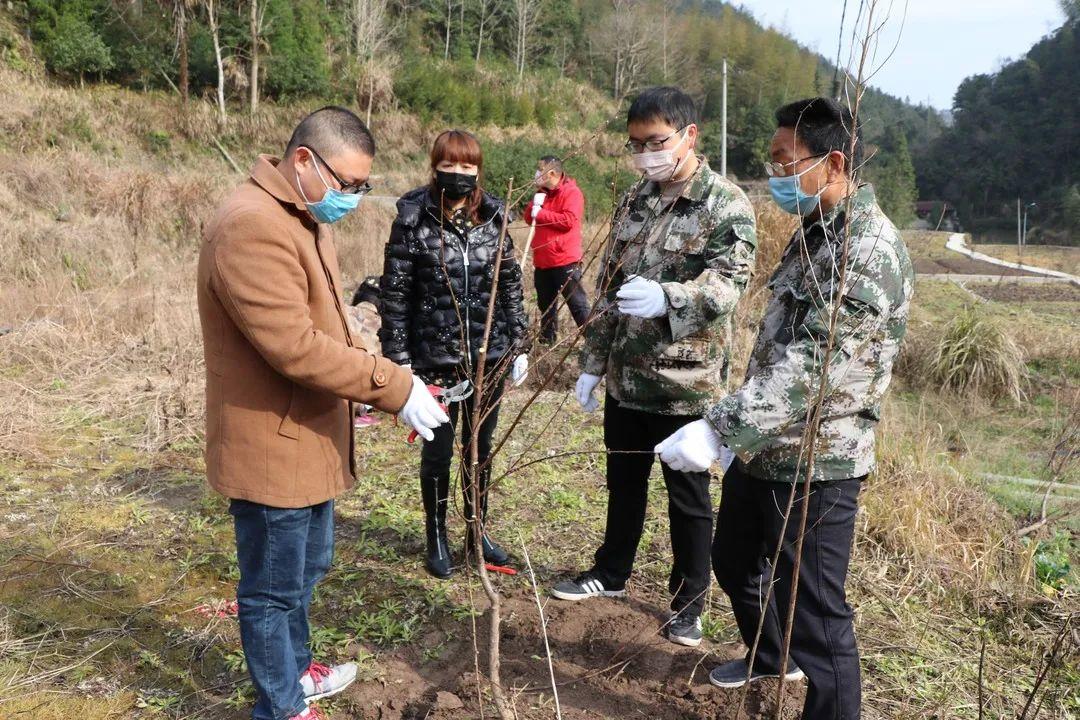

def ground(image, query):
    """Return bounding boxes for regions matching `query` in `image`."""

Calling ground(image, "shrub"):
[40,11,113,85]
[924,305,1026,402]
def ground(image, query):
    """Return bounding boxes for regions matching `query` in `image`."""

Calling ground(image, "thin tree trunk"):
[209,1,227,123]
[467,178,517,720]
[366,72,374,126]
[178,5,190,101]
[444,0,452,60]
[476,14,485,63]
[249,0,260,115]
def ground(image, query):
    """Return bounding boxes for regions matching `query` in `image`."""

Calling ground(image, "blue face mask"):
[296,159,361,224]
[768,157,827,216]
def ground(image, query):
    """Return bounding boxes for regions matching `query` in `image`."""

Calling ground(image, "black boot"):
[421,473,454,579]
[462,477,510,567]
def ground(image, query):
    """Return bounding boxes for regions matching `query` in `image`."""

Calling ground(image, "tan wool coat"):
[197,155,411,508]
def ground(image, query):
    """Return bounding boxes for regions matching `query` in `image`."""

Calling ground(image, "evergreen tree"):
[869,124,918,228]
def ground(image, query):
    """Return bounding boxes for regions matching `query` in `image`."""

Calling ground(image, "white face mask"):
[631,129,689,182]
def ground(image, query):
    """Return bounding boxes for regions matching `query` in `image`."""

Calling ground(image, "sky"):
[745,0,1067,109]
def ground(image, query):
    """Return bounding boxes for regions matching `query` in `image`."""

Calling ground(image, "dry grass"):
[1,64,1077,719]
[975,243,1080,276]
[923,305,1026,402]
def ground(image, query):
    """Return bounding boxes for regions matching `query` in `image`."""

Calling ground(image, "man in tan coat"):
[198,106,448,720]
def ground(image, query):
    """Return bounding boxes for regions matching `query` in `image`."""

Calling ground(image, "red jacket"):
[523,176,584,270]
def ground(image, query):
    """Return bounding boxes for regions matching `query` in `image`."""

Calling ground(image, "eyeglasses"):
[763,152,830,177]
[624,127,687,154]
[307,147,372,196]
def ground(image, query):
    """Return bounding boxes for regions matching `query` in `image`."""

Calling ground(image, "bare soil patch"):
[966,281,1080,303]
[333,589,804,720]
[913,255,1040,276]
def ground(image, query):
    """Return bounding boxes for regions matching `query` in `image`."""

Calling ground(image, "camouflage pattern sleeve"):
[579,231,623,375]
[580,190,636,376]
[662,204,756,342]
[704,235,893,457]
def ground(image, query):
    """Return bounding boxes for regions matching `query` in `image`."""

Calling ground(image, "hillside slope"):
[1,61,1078,719]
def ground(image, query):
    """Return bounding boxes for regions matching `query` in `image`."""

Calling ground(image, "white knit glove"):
[616,275,667,318]
[511,354,529,387]
[655,419,725,472]
[400,375,450,442]
[575,373,602,412]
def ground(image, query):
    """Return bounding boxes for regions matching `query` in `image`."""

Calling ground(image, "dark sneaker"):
[708,658,805,689]
[551,572,626,601]
[665,613,703,647]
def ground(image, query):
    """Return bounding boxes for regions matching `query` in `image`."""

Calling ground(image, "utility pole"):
[1017,197,1022,254]
[721,57,728,178]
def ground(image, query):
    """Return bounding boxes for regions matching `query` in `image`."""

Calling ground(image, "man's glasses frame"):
[306,146,372,196]
[762,151,831,178]
[624,126,688,154]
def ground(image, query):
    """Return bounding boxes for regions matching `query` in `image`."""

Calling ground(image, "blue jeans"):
[231,499,335,720]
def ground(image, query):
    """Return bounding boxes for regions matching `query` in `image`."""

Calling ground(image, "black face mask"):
[435,170,478,200]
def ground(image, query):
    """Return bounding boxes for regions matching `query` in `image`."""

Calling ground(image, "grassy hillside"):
[1,61,1078,720]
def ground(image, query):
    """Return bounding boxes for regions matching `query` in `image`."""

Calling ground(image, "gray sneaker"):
[665,613,703,647]
[708,658,805,688]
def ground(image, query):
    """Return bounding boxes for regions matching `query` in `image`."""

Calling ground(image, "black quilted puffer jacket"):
[379,187,529,371]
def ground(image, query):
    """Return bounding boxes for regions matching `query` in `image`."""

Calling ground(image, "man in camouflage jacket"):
[551,87,757,649]
[658,98,914,719]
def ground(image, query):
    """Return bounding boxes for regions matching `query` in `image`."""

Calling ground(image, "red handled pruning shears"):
[405,379,474,444]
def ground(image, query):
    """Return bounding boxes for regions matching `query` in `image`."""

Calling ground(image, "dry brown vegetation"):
[1,66,1078,719]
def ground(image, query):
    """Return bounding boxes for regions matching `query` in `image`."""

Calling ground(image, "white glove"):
[719,445,736,472]
[616,275,668,319]
[511,354,529,387]
[400,375,450,442]
[532,191,547,208]
[655,419,724,472]
[575,372,602,412]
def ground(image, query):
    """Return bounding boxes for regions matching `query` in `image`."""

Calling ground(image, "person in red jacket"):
[524,156,589,344]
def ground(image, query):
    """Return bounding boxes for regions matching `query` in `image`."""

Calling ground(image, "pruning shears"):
[405,379,473,444]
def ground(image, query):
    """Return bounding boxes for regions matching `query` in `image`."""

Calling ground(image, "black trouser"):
[713,460,863,720]
[534,263,589,344]
[419,371,506,536]
[592,395,713,617]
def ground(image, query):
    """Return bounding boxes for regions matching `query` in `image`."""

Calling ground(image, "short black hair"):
[775,97,863,176]
[285,105,376,159]
[627,86,698,130]
[538,155,563,175]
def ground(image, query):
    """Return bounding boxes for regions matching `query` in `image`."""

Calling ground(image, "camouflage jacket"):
[705,185,914,482]
[580,158,757,416]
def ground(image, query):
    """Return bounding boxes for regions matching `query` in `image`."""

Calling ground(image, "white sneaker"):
[300,661,357,701]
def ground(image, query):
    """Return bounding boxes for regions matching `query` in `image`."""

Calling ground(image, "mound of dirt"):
[336,589,805,719]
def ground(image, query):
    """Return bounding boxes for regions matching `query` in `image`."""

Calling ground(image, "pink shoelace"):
[303,662,332,691]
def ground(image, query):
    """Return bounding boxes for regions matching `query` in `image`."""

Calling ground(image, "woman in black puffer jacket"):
[379,129,530,579]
